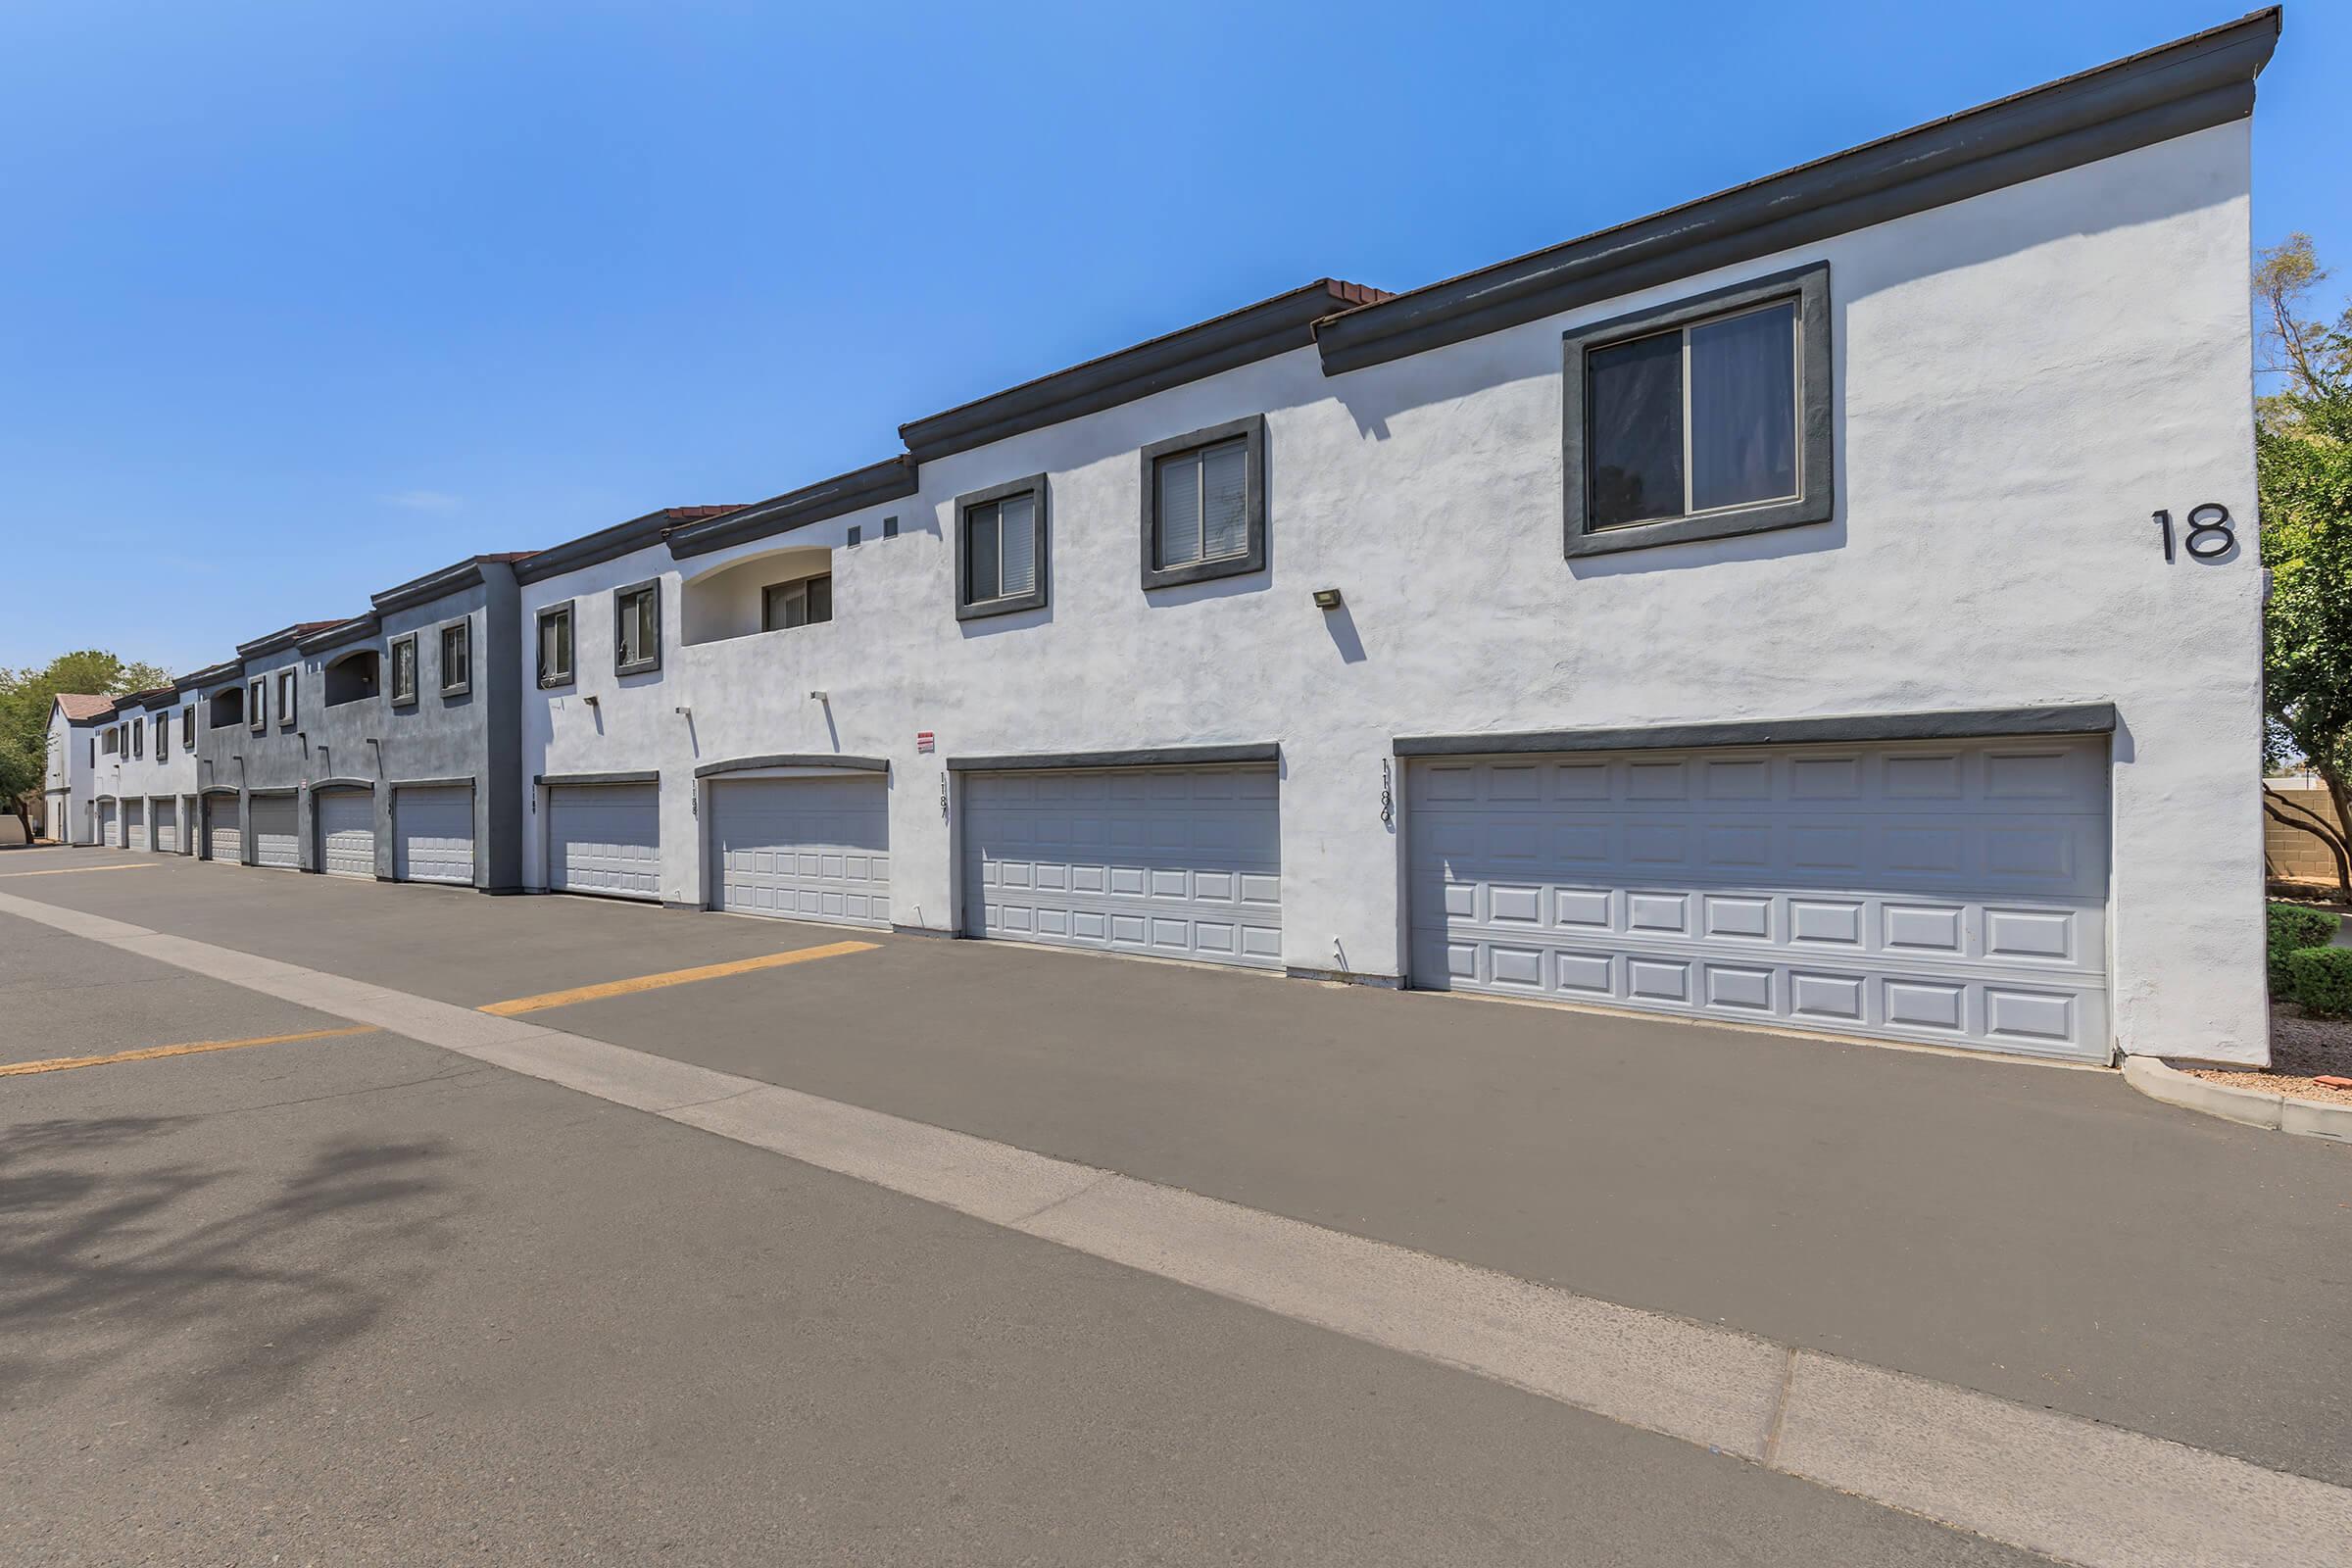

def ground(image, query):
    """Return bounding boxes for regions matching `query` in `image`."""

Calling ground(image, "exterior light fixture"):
[1312,588,1344,611]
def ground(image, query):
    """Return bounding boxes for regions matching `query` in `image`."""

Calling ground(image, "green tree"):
[0,651,171,842]
[2257,234,2352,898]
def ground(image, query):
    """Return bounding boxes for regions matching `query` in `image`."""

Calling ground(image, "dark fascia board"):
[515,510,688,586]
[1393,705,2120,759]
[181,662,241,690]
[1314,10,2279,374]
[696,754,891,778]
[668,458,920,561]
[946,742,1281,773]
[236,621,346,661]
[299,613,382,657]
[136,688,182,711]
[370,560,489,614]
[900,281,1386,464]
[535,770,661,788]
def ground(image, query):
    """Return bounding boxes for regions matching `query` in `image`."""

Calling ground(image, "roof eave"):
[667,457,921,561]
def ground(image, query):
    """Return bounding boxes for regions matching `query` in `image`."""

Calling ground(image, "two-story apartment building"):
[79,13,2278,1068]
[190,558,529,887]
[502,13,2279,1065]
[43,694,115,845]
[99,681,204,853]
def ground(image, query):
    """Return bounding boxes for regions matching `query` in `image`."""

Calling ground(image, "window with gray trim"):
[181,706,194,749]
[157,714,168,761]
[1141,416,1266,588]
[1563,262,1832,557]
[275,668,296,727]
[956,476,1048,621]
[762,573,832,631]
[614,580,662,673]
[537,603,574,687]
[389,634,418,705]
[132,717,144,759]
[248,677,267,732]
[439,620,471,696]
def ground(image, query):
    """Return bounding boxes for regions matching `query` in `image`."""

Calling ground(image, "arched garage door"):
[204,794,240,861]
[250,793,300,870]
[98,800,118,847]
[710,774,889,927]
[394,785,475,885]
[1406,735,2111,1061]
[316,789,375,878]
[153,798,178,853]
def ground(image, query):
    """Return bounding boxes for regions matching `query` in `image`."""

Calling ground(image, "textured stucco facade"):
[43,702,107,845]
[514,118,2268,1063]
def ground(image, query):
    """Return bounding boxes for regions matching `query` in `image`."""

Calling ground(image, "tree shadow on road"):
[0,1112,468,1423]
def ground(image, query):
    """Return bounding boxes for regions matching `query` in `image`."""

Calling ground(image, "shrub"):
[2286,946,2352,1018]
[2268,903,2340,998]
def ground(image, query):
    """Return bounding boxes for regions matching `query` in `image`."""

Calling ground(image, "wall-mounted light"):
[1312,588,1345,611]
[808,690,829,702]
[582,695,600,708]
[674,706,691,717]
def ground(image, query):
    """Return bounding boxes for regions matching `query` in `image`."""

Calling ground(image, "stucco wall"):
[517,121,2266,1062]
[95,700,201,852]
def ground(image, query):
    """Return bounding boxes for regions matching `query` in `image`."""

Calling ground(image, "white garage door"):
[251,794,300,869]
[124,800,146,851]
[548,783,662,900]
[98,800,118,847]
[961,765,1282,968]
[1407,736,2112,1060]
[317,790,375,879]
[205,795,240,861]
[394,785,475,885]
[153,799,178,853]
[710,775,889,927]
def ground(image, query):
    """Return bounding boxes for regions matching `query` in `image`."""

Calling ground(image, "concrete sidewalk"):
[10,848,2351,1491]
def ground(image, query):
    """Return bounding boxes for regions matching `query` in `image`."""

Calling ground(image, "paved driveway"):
[4,846,2347,1565]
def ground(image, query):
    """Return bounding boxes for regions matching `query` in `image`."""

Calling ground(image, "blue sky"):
[2,1,2341,675]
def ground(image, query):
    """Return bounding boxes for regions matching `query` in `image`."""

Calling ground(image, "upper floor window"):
[762,574,832,631]
[1563,262,1832,557]
[325,650,380,708]
[956,476,1048,622]
[181,706,194,749]
[156,714,169,761]
[1142,416,1266,589]
[614,580,662,674]
[537,603,574,688]
[249,677,268,732]
[439,620,471,696]
[102,727,117,756]
[211,684,244,730]
[389,634,418,706]
[274,669,296,727]
[131,718,144,760]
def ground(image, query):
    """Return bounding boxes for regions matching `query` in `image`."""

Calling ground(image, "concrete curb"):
[2122,1055,2352,1145]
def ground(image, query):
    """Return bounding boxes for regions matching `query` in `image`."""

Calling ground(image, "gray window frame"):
[437,617,472,697]
[275,668,296,728]
[954,474,1050,622]
[156,712,168,761]
[613,579,662,674]
[248,677,268,733]
[536,602,574,689]
[388,633,419,707]
[1562,261,1833,558]
[1140,414,1267,589]
[132,716,144,759]
[761,573,833,632]
[180,706,194,749]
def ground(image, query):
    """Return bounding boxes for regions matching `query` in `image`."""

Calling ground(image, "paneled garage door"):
[710,775,889,927]
[317,789,375,879]
[394,785,475,885]
[548,783,661,901]
[98,800,117,847]
[251,793,301,870]
[124,800,147,851]
[1407,736,2111,1060]
[961,765,1282,968]
[153,799,178,853]
[204,795,240,861]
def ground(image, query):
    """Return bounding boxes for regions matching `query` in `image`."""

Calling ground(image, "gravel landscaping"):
[2181,1004,2352,1107]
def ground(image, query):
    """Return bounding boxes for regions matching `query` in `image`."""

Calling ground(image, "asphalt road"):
[4,845,2346,1564]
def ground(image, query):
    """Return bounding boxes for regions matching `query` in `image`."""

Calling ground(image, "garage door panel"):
[204,797,240,861]
[1410,737,2110,1060]
[251,795,300,869]
[963,765,1281,969]
[125,802,146,851]
[153,800,178,853]
[549,784,661,900]
[318,790,375,879]
[710,777,889,927]
[393,786,475,884]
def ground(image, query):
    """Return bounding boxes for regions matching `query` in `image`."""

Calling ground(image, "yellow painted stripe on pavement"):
[479,940,879,1016]
[0,1024,376,1077]
[0,862,157,878]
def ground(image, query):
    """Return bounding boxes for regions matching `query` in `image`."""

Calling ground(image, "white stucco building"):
[90,684,202,854]
[506,14,2280,1064]
[43,694,114,845]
